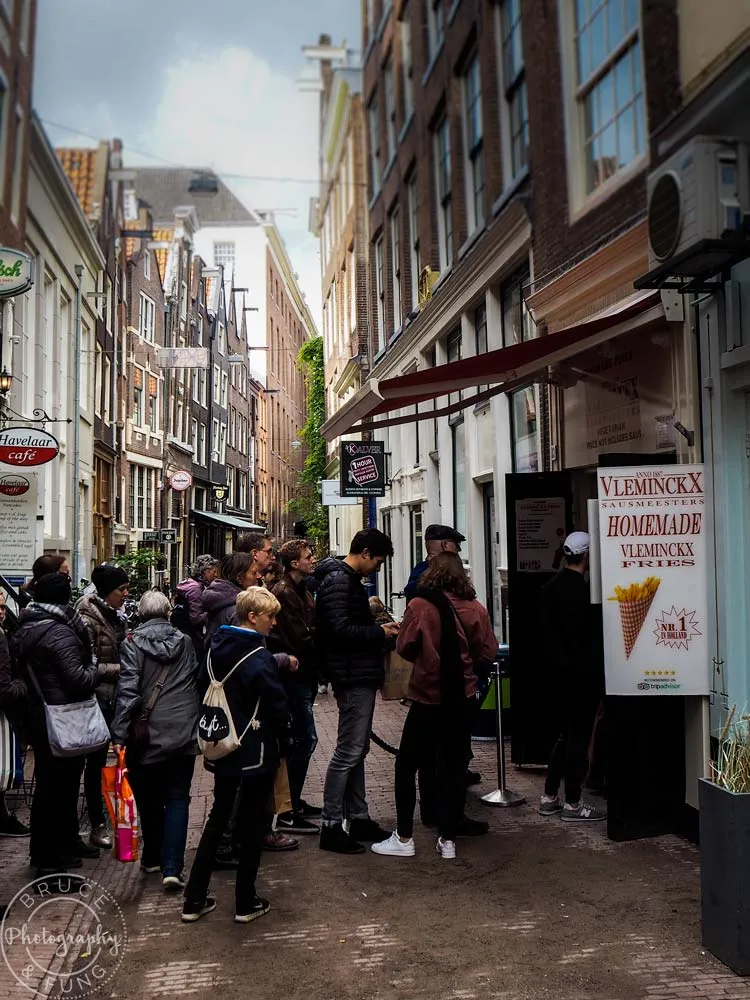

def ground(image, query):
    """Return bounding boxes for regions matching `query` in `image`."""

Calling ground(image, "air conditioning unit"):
[646,136,750,268]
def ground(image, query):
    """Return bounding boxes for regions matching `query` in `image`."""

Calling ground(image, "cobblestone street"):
[1,694,749,1000]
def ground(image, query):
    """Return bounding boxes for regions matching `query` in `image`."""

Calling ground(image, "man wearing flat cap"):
[404,524,466,602]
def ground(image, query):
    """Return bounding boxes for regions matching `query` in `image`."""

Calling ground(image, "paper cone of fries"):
[609,577,660,659]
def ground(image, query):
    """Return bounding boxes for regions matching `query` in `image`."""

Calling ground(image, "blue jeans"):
[287,684,318,812]
[322,686,377,826]
[127,754,196,876]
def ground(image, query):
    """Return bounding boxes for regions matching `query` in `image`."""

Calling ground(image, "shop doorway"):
[482,483,504,640]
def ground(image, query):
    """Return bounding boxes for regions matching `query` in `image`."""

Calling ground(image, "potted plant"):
[700,706,750,975]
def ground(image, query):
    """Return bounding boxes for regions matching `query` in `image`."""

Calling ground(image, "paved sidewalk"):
[0,694,748,1000]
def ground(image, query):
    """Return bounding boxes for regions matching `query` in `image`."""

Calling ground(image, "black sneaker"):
[319,823,365,855]
[73,839,101,860]
[212,852,240,870]
[0,815,30,837]
[348,818,389,843]
[456,816,490,837]
[235,896,271,924]
[298,799,323,818]
[181,897,217,923]
[277,812,320,835]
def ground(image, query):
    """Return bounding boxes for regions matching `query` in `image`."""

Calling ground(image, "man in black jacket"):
[538,531,606,823]
[315,529,399,855]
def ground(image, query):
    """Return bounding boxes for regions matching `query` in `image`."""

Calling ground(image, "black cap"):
[424,524,466,544]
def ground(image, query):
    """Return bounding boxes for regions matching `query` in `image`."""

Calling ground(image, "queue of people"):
[0,520,606,925]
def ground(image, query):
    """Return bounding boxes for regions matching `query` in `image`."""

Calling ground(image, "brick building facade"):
[0,0,35,250]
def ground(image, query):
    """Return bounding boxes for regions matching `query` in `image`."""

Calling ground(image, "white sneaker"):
[436,837,456,859]
[371,831,416,857]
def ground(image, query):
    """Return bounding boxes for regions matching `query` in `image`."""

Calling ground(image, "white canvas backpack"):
[198,646,263,761]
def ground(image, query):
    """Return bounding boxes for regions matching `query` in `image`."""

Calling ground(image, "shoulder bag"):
[128,658,171,757]
[26,661,110,758]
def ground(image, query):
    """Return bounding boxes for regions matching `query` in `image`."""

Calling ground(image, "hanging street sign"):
[321,479,359,507]
[156,347,209,369]
[339,441,386,497]
[160,529,177,543]
[0,427,59,467]
[0,248,34,298]
[170,470,192,491]
[142,531,159,542]
[597,464,709,696]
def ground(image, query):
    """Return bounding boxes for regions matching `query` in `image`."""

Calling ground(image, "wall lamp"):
[0,368,13,394]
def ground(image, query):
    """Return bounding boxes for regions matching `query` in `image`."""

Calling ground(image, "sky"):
[33,0,362,329]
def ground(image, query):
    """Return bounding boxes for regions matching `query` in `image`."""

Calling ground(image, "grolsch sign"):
[340,441,386,497]
[0,248,34,298]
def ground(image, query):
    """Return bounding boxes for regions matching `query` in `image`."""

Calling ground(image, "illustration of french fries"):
[609,577,661,659]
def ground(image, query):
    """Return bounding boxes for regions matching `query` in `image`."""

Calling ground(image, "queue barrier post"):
[481,658,526,808]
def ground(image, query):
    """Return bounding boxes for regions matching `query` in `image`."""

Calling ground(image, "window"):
[401,12,414,122]
[219,422,227,464]
[10,109,23,224]
[148,374,159,432]
[133,366,145,426]
[199,368,207,406]
[410,506,424,568]
[221,371,228,409]
[463,57,485,232]
[348,249,356,334]
[227,465,235,505]
[384,58,396,162]
[213,364,221,399]
[0,76,7,198]
[198,422,207,466]
[218,324,226,356]
[375,235,385,353]
[197,315,204,346]
[426,0,444,62]
[192,368,199,402]
[475,302,488,391]
[238,471,247,510]
[191,418,199,462]
[143,250,151,281]
[498,0,529,180]
[573,0,645,194]
[452,420,467,542]
[501,271,534,345]
[213,241,236,271]
[407,176,420,309]
[139,293,155,342]
[212,418,220,462]
[434,118,453,271]
[103,358,111,423]
[368,94,382,195]
[129,466,155,530]
[94,343,103,418]
[390,208,402,331]
[511,387,539,472]
[447,328,462,407]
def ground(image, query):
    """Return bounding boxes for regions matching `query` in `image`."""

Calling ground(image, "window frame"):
[375,234,386,353]
[426,0,445,63]
[384,56,397,163]
[496,0,530,185]
[400,9,414,123]
[390,207,402,332]
[434,117,453,272]
[139,292,156,343]
[558,0,648,215]
[407,174,420,310]
[143,249,151,282]
[462,56,485,234]
[368,93,382,196]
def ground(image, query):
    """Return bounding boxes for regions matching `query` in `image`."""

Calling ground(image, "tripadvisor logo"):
[1,875,128,998]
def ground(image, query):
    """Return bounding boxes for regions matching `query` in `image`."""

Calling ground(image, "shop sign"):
[170,470,192,492]
[160,529,177,543]
[597,464,709,696]
[156,347,209,369]
[321,479,359,507]
[212,486,229,504]
[340,441,386,497]
[515,497,566,573]
[0,248,34,298]
[142,530,159,542]
[0,472,38,575]
[0,427,59,467]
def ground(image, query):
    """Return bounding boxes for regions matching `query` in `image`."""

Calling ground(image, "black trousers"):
[544,694,599,804]
[30,740,85,867]
[395,701,470,841]
[185,770,274,914]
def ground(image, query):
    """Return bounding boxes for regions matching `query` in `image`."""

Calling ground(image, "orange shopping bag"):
[113,750,140,863]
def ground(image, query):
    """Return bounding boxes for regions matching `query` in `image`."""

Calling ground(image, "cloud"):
[137,45,323,327]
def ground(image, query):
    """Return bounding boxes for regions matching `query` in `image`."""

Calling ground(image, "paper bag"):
[381,651,413,701]
[273,758,293,815]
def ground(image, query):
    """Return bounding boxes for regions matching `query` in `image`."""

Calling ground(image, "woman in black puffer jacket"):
[12,573,109,876]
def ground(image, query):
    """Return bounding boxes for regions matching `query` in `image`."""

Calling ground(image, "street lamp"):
[0,368,13,394]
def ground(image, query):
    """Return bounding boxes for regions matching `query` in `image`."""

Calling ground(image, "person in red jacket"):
[372,553,496,861]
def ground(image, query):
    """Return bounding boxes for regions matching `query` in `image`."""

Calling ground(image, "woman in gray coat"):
[111,591,200,892]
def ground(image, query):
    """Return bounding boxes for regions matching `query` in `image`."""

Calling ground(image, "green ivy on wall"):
[288,336,328,545]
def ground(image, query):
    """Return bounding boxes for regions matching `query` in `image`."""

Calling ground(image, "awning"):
[190,510,265,531]
[322,289,663,440]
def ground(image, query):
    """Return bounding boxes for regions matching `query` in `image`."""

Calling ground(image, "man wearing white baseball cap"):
[538,530,606,823]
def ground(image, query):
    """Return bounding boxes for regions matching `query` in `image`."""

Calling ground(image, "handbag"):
[128,659,171,756]
[0,710,22,791]
[26,663,110,758]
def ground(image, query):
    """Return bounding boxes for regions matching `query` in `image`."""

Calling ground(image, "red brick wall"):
[0,0,36,247]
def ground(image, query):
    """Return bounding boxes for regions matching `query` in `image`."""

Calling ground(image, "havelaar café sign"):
[0,428,60,467]
[0,248,34,298]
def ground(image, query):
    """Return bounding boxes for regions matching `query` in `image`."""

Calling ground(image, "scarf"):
[27,601,96,667]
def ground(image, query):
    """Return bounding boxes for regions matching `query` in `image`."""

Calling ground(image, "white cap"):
[563,531,590,556]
